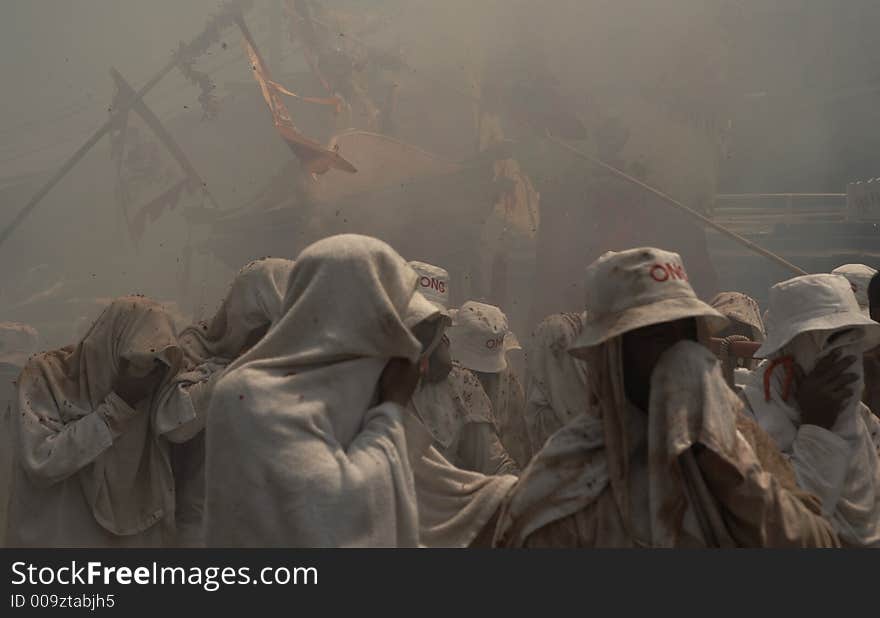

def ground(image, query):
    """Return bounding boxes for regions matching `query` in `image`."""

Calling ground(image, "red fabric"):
[763,355,795,403]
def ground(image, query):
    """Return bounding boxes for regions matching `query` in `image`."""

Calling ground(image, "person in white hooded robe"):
[204,234,443,547]
[524,312,589,455]
[5,297,200,547]
[741,273,880,547]
[153,257,295,546]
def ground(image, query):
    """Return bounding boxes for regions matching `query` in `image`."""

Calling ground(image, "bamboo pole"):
[0,0,254,250]
[0,58,179,249]
[545,132,809,276]
[110,68,220,209]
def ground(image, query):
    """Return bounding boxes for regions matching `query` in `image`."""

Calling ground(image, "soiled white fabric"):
[479,367,530,467]
[151,361,224,548]
[525,313,589,454]
[411,365,494,454]
[414,447,515,548]
[492,410,608,547]
[6,297,184,547]
[410,365,518,475]
[161,258,296,547]
[497,341,724,547]
[496,339,837,548]
[742,327,880,547]
[204,234,437,547]
[408,430,516,548]
[179,258,294,364]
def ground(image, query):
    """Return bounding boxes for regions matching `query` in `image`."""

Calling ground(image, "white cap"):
[408,260,450,313]
[0,322,39,367]
[569,247,727,354]
[831,264,877,315]
[757,273,880,357]
[447,301,521,373]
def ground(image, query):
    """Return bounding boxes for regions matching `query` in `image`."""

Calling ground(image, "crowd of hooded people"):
[1,233,880,548]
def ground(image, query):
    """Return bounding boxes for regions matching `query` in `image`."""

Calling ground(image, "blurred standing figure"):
[835,265,880,420]
[5,298,196,547]
[709,292,765,387]
[448,301,530,467]
[204,234,442,547]
[0,323,38,547]
[524,313,589,455]
[710,292,765,342]
[495,248,838,548]
[741,274,880,547]
[832,264,877,315]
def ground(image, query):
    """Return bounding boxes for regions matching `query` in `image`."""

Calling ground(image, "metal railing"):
[712,192,848,232]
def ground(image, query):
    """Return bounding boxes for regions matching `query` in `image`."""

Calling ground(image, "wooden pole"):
[110,68,220,209]
[0,58,179,250]
[545,132,809,276]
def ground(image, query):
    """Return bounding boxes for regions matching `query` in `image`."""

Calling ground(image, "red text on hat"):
[419,276,446,294]
[649,262,688,282]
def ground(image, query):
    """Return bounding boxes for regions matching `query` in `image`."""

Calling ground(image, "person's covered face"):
[621,317,698,412]
[426,334,453,383]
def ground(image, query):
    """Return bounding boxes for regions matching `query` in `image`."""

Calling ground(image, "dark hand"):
[794,350,859,430]
[380,357,422,407]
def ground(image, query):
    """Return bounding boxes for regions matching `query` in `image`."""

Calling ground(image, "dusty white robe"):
[742,327,880,547]
[204,234,438,547]
[495,340,838,548]
[5,297,187,547]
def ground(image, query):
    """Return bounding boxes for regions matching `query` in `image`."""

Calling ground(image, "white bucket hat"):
[569,247,727,354]
[831,263,877,315]
[0,322,39,367]
[447,300,521,373]
[756,273,880,358]
[408,260,451,314]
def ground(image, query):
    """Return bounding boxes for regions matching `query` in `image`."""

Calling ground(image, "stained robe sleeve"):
[695,438,841,548]
[17,392,131,487]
